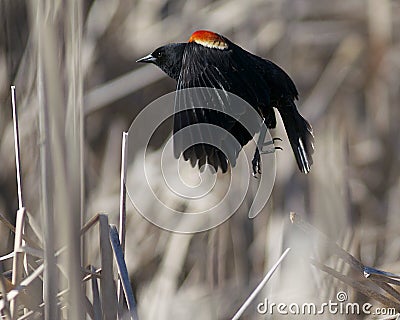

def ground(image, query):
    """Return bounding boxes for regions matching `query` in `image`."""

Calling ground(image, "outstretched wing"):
[173,40,270,173]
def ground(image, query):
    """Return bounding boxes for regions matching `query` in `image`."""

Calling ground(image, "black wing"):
[173,41,271,173]
[251,56,314,173]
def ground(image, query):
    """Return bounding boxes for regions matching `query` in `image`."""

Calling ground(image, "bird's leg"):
[252,124,283,176]
[252,141,281,177]
[252,147,261,177]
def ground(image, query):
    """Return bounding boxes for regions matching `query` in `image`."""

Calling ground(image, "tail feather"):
[280,106,314,174]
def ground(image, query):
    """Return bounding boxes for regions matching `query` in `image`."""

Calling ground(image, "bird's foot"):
[252,138,282,177]
[252,148,261,177]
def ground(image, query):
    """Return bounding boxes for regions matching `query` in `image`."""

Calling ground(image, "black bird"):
[137,30,314,174]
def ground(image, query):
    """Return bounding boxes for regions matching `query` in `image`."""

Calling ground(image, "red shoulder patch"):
[188,30,228,50]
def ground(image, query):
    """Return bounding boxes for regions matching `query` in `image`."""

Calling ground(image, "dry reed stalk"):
[82,267,102,283]
[84,65,165,114]
[143,231,194,319]
[64,1,85,317]
[119,132,129,256]
[29,0,58,317]
[0,212,40,251]
[110,225,138,320]
[9,85,26,319]
[366,0,392,134]
[91,265,102,320]
[79,212,137,318]
[291,212,400,311]
[29,0,85,317]
[1,263,44,313]
[10,86,23,210]
[0,262,11,320]
[80,213,100,236]
[231,248,291,320]
[99,214,118,319]
[2,2,400,319]
[302,33,364,122]
[65,0,85,270]
[118,131,129,314]
[311,259,400,311]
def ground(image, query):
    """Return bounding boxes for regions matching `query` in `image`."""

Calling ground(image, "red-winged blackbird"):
[137,30,314,174]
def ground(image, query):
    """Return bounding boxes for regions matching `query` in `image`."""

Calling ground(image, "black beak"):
[136,54,157,63]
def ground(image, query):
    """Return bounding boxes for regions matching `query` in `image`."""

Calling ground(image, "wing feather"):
[173,42,270,172]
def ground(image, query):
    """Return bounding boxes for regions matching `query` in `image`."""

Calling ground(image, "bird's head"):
[136,43,186,80]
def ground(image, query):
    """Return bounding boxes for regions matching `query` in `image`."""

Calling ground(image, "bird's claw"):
[252,149,261,177]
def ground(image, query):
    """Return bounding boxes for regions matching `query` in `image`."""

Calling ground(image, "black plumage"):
[137,30,314,174]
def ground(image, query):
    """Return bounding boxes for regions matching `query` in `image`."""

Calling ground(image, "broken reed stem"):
[0,212,40,250]
[231,248,291,320]
[80,213,100,235]
[31,0,59,317]
[290,212,400,310]
[118,132,128,306]
[5,263,44,306]
[119,132,128,256]
[90,265,102,320]
[81,267,102,282]
[364,267,400,280]
[0,263,11,320]
[311,259,400,310]
[99,214,118,319]
[0,211,16,234]
[289,212,364,271]
[10,208,26,319]
[110,225,138,320]
[11,86,23,210]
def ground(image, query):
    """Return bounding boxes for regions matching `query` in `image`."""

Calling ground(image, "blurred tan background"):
[1,0,400,319]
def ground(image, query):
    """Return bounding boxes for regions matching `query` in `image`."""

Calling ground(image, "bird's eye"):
[156,51,163,58]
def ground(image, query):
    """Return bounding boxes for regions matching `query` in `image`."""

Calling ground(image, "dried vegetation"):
[1,0,400,319]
